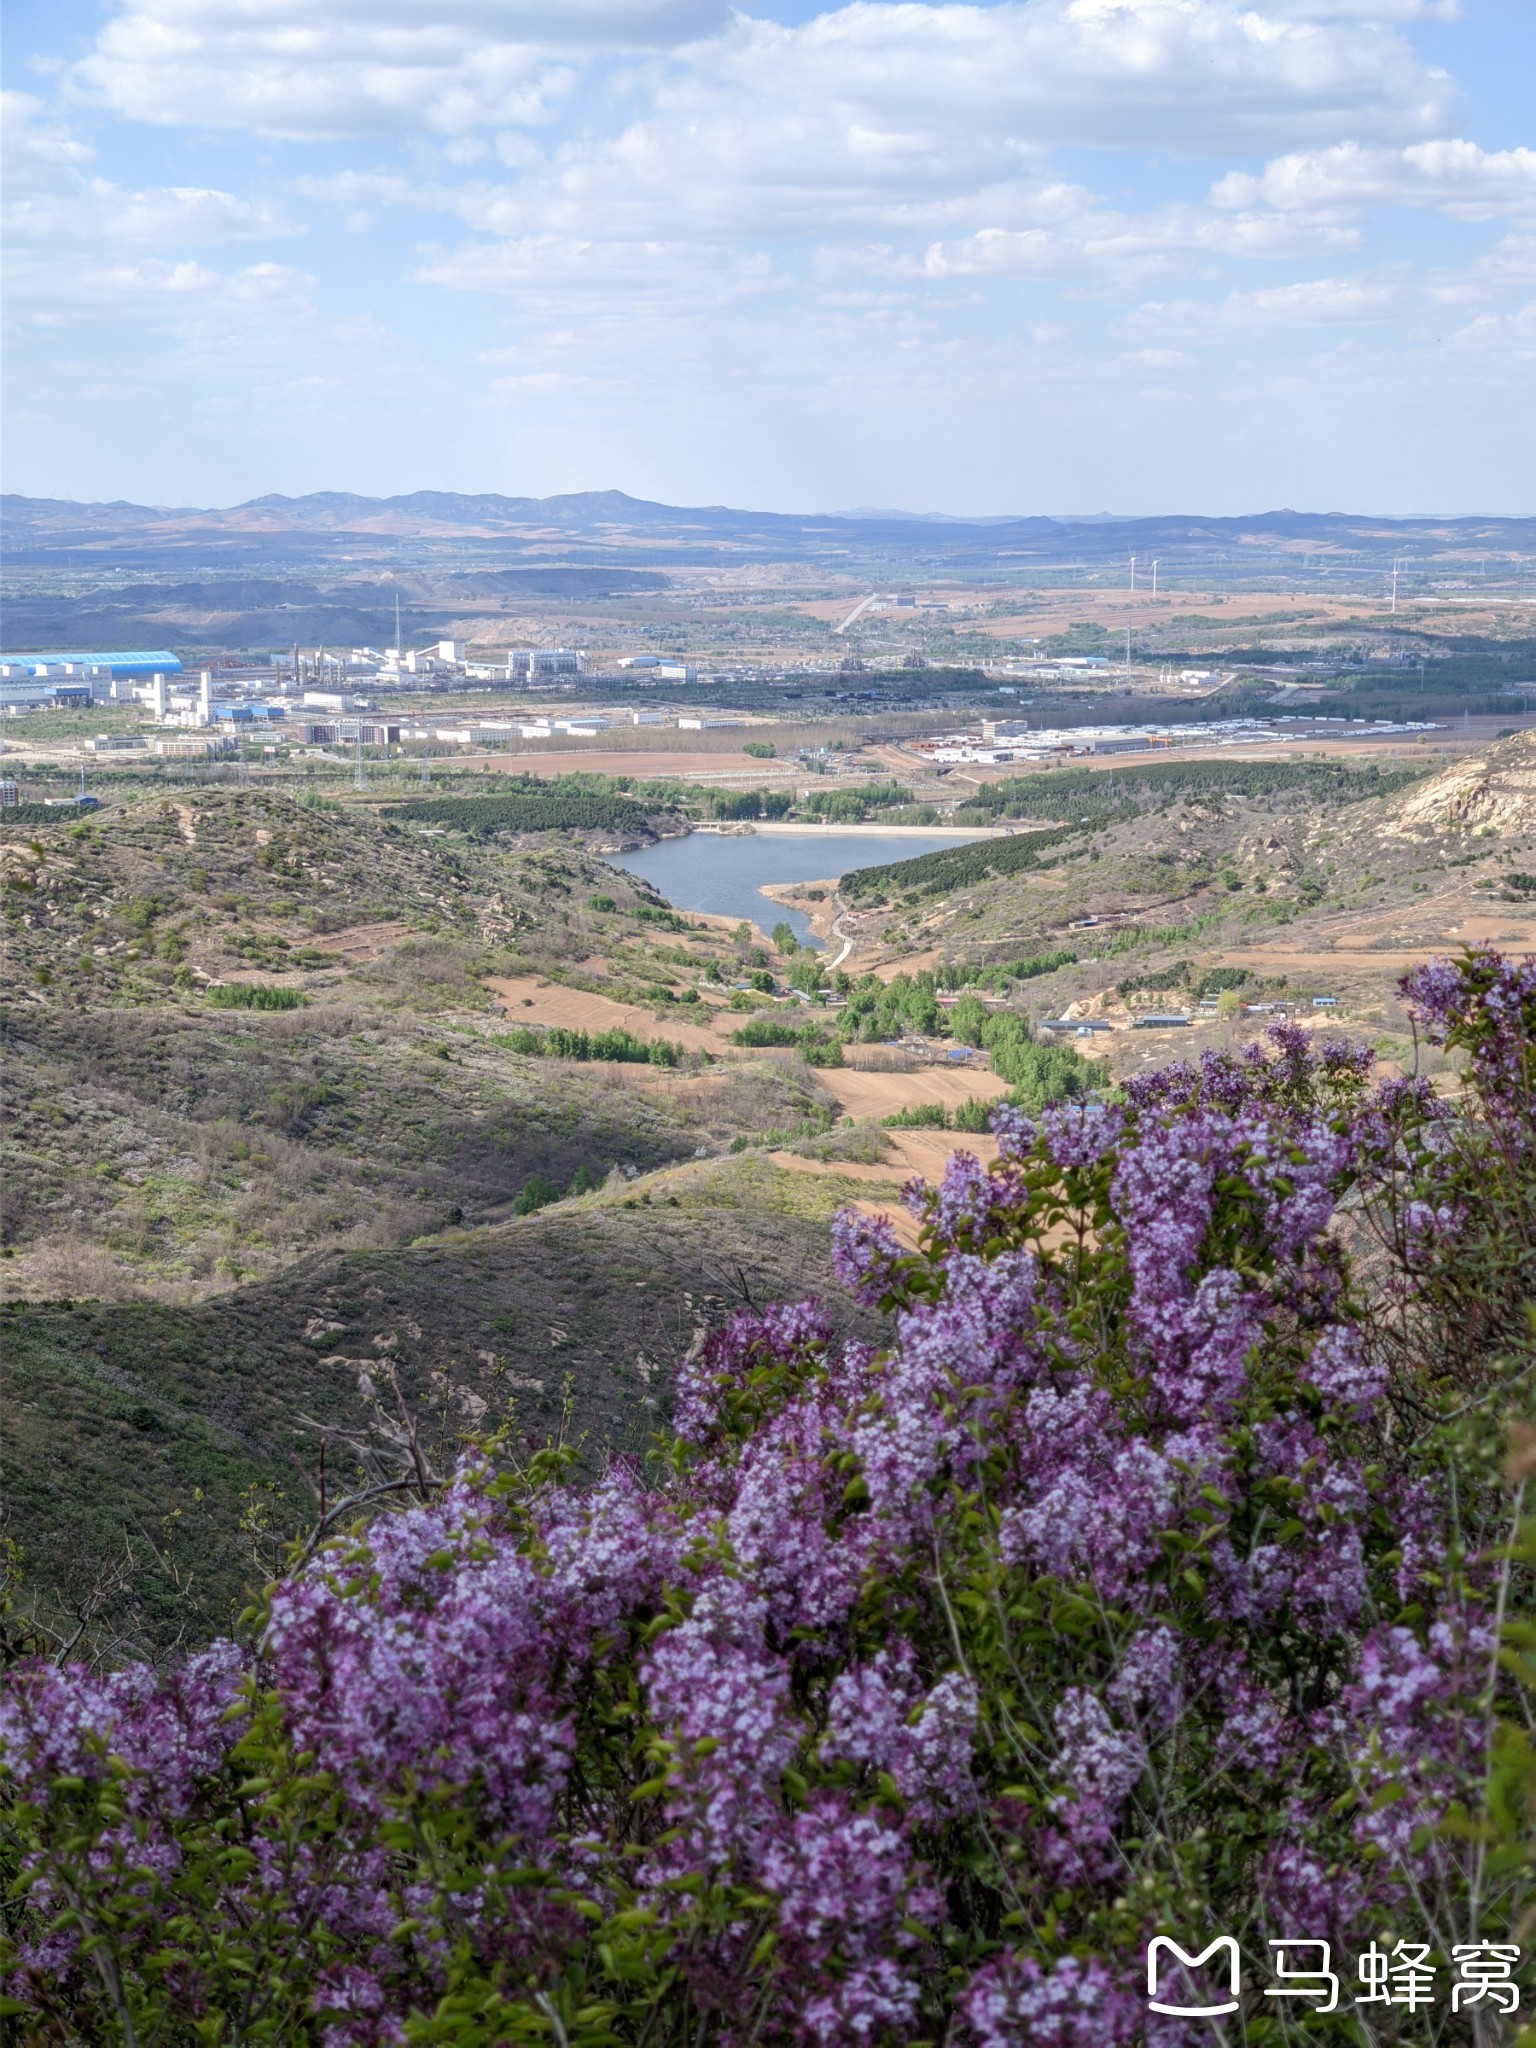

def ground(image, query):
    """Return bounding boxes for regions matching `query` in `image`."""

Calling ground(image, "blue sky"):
[3,0,1533,514]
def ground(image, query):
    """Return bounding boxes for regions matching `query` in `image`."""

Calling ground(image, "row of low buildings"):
[908,712,1447,766]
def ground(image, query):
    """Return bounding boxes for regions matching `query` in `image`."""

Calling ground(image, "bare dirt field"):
[817,1065,1006,1119]
[485,975,732,1051]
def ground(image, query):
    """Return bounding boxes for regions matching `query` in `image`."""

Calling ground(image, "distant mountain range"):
[5,490,1532,577]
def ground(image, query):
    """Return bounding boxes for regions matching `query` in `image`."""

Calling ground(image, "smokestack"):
[150,672,169,720]
[197,671,213,728]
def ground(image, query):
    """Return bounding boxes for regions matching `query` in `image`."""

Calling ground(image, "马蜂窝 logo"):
[1146,1937,1240,2017]
[1145,1939,1523,2018]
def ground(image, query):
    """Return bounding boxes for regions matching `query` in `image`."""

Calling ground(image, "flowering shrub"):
[3,952,1534,2044]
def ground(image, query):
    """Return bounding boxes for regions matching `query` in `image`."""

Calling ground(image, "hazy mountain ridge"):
[6,491,1532,573]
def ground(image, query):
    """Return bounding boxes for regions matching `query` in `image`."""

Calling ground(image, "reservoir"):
[611,827,985,950]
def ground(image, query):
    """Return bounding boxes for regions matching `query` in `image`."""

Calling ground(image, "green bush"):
[882,1102,948,1128]
[799,1036,844,1069]
[1117,960,1193,998]
[730,1017,844,1066]
[800,783,912,821]
[730,1018,804,1048]
[1197,966,1252,998]
[385,792,655,836]
[588,894,617,912]
[742,741,775,759]
[952,1095,994,1133]
[937,949,1077,993]
[947,995,991,1046]
[512,1174,560,1215]
[711,789,794,822]
[839,971,941,1041]
[842,828,1071,902]
[499,1027,545,1055]
[206,983,307,1011]
[0,803,85,828]
[540,1026,682,1067]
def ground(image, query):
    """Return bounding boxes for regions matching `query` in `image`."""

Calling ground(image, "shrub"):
[500,1026,545,1055]
[731,1017,804,1048]
[979,1012,1106,1108]
[711,789,793,822]
[772,921,798,955]
[205,983,306,1011]
[951,1094,994,1132]
[742,741,776,759]
[385,792,656,837]
[948,994,990,1045]
[938,949,1078,993]
[799,1035,844,1069]
[0,804,84,828]
[512,1173,559,1214]
[881,1100,947,1128]
[588,894,617,912]
[840,970,941,1042]
[542,1025,682,1067]
[1117,960,1192,998]
[1196,965,1251,998]
[6,954,1532,2044]
[731,1017,844,1066]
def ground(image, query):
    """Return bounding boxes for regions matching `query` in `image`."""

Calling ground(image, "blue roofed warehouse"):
[8,650,184,678]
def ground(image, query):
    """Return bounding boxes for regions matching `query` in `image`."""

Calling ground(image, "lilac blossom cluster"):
[3,952,1532,2044]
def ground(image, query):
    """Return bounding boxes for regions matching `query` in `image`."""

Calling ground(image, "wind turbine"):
[1129,554,1137,593]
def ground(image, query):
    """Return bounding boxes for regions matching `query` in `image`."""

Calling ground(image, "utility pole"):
[1125,625,1132,674]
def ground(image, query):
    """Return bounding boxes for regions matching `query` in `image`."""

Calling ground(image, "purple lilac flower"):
[958,1951,1140,2047]
[824,1649,980,1820]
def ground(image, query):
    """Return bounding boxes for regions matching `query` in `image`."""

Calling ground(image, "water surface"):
[612,829,981,949]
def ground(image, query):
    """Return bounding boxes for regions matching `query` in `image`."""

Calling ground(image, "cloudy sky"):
[3,0,1532,513]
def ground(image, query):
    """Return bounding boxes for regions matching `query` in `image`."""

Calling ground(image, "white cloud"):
[70,0,1451,151]
[415,232,774,306]
[1449,300,1536,355]
[1213,140,1536,220]
[2,93,295,331]
[1221,273,1403,322]
[73,0,722,140]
